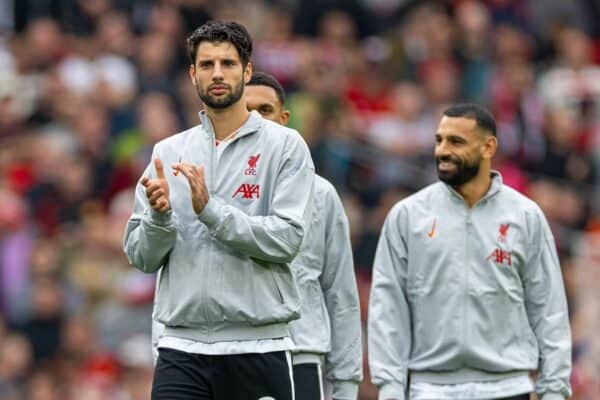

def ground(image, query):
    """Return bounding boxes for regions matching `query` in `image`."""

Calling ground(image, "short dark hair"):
[443,103,496,136]
[187,21,253,67]
[248,71,286,105]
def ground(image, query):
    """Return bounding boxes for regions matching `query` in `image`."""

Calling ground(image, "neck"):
[454,167,492,208]
[205,100,250,140]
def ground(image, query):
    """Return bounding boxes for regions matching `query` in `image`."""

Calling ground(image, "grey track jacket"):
[368,172,571,400]
[290,175,362,400]
[124,111,314,342]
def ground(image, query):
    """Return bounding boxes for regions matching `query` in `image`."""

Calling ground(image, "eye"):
[198,61,212,69]
[223,59,237,67]
[259,106,273,114]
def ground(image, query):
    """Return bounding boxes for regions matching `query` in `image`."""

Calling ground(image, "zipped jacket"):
[290,175,362,399]
[368,172,571,400]
[124,111,315,343]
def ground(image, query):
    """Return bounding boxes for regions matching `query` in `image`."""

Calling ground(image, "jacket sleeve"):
[522,208,572,400]
[197,132,314,264]
[123,149,178,273]
[368,204,410,400]
[319,185,362,400]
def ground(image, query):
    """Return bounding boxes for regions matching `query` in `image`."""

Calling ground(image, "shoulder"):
[380,182,444,227]
[314,175,338,198]
[495,184,551,239]
[497,184,544,217]
[260,119,306,147]
[313,175,344,211]
[397,181,444,209]
[153,125,199,152]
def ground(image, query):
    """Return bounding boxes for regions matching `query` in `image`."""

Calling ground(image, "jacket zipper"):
[462,208,472,361]
[201,127,217,329]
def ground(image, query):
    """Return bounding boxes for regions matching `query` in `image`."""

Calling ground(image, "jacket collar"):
[443,170,503,204]
[197,110,263,141]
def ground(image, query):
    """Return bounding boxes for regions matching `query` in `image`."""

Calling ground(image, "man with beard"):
[124,21,314,400]
[368,103,571,400]
[245,72,363,400]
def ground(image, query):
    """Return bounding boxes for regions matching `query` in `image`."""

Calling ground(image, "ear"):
[280,110,290,126]
[244,62,253,84]
[481,135,497,160]
[188,64,196,85]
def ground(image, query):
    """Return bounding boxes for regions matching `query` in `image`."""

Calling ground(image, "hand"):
[141,158,171,213]
[172,162,209,215]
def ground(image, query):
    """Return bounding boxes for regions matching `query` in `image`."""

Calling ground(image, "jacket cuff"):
[149,209,173,226]
[331,380,359,400]
[197,197,220,228]
[540,393,565,400]
[378,382,405,400]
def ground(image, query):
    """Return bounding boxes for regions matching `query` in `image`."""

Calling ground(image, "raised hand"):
[141,158,171,213]
[172,162,209,215]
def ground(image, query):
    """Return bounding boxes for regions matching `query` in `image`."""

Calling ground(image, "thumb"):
[154,158,165,180]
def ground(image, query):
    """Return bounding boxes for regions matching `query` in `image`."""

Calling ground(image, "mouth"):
[209,85,228,95]
[437,158,459,172]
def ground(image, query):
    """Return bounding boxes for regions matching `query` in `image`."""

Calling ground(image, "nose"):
[212,62,224,81]
[435,140,450,159]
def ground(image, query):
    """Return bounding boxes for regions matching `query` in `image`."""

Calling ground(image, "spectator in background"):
[538,26,600,149]
[0,332,33,398]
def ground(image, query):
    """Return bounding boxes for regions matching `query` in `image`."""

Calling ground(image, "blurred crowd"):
[0,0,599,399]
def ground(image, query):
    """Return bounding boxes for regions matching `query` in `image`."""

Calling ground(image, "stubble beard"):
[436,154,482,187]
[196,79,245,110]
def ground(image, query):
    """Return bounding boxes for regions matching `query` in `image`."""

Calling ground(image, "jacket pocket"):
[215,256,293,324]
[469,289,524,362]
[269,269,284,304]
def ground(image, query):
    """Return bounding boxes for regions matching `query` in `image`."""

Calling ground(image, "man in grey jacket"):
[124,21,314,400]
[368,103,571,400]
[245,71,363,400]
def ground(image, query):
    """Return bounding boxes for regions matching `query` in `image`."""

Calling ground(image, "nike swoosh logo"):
[427,217,436,238]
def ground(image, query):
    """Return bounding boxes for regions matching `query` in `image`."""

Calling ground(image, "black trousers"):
[498,395,531,400]
[151,348,294,400]
[293,363,323,400]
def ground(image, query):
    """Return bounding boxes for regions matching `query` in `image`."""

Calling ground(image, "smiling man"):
[246,71,363,400]
[368,103,572,400]
[124,21,314,400]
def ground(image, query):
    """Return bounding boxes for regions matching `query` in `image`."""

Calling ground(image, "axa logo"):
[487,248,512,266]
[233,183,260,199]
[498,223,510,243]
[245,153,261,176]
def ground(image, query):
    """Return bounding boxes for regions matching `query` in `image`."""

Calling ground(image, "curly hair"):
[187,21,253,67]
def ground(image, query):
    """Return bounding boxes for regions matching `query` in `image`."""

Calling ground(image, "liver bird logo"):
[498,223,510,242]
[248,153,260,169]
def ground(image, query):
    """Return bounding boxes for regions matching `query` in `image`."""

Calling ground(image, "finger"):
[154,158,166,180]
[174,163,194,180]
[141,176,149,187]
[154,197,169,211]
[196,165,205,183]
[148,189,165,204]
[171,164,183,177]
[145,182,162,197]
[157,201,170,212]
